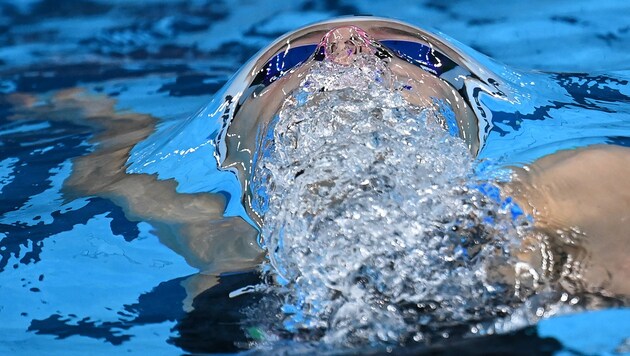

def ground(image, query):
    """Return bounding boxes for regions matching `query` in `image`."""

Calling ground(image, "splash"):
[246,53,554,347]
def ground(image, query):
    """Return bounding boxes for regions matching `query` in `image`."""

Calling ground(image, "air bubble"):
[247,54,555,348]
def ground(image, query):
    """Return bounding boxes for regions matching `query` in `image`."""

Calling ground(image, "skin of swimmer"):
[506,145,630,299]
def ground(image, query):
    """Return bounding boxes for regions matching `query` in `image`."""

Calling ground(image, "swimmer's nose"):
[320,26,375,65]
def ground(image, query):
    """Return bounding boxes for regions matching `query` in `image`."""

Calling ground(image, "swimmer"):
[7,17,629,314]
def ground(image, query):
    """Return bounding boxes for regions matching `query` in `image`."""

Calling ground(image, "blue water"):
[1,1,629,354]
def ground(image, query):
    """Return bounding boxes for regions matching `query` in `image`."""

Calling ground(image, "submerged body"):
[510,145,630,297]
[4,16,629,351]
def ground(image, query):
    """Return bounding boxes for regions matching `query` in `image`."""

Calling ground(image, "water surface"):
[1,1,630,354]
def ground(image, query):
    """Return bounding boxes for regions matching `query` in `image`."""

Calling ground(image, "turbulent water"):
[241,54,556,348]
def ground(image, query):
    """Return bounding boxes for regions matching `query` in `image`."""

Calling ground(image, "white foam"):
[249,55,550,346]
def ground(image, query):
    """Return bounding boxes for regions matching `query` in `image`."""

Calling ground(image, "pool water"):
[1,1,629,354]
